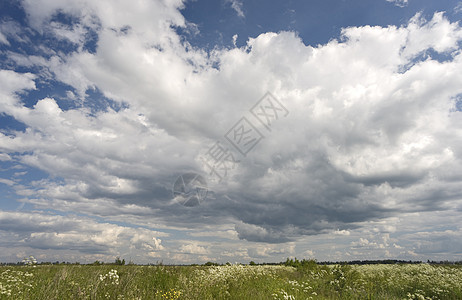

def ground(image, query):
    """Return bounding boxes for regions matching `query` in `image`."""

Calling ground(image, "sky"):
[0,0,462,264]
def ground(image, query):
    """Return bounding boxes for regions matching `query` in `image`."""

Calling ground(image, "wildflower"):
[99,269,119,285]
[22,256,37,267]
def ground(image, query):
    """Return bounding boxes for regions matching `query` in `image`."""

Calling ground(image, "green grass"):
[1,263,461,299]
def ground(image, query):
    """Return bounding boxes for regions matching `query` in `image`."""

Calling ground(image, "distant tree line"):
[283,257,462,266]
[2,257,462,266]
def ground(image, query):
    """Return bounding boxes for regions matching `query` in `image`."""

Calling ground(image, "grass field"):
[1,261,461,299]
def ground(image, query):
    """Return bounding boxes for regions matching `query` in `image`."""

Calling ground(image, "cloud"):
[261,243,295,257]
[0,31,9,45]
[1,0,462,263]
[179,243,209,255]
[0,21,30,44]
[0,153,12,161]
[235,222,291,243]
[3,8,462,239]
[189,229,239,240]
[333,229,350,236]
[386,0,408,8]
[226,0,245,18]
[0,178,15,186]
[0,70,36,105]
[456,2,462,14]
[406,230,462,255]
[0,210,168,262]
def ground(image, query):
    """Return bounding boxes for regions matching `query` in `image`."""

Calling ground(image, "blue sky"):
[181,0,461,48]
[0,0,462,264]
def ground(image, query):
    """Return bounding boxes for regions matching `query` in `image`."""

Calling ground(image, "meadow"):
[1,259,461,299]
